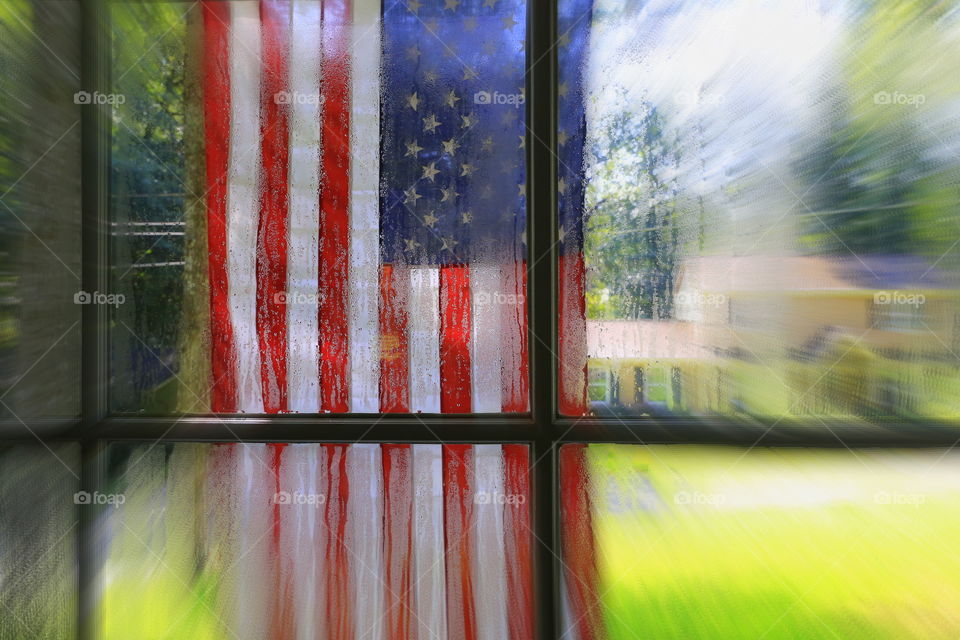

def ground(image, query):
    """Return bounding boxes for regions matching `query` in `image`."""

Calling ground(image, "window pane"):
[110,0,528,415]
[99,442,533,638]
[558,0,960,422]
[0,444,79,639]
[559,443,960,639]
[0,1,81,432]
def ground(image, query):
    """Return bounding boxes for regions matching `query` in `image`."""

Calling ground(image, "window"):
[554,0,960,637]
[560,444,960,639]
[109,0,528,415]
[102,442,532,639]
[558,0,960,423]
[2,1,960,639]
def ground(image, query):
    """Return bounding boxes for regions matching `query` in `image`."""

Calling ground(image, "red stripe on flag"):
[502,260,529,412]
[323,444,353,640]
[559,444,604,640]
[503,444,534,640]
[558,253,588,416]
[443,444,478,640]
[383,444,414,640]
[379,264,409,412]
[257,0,291,413]
[440,266,472,413]
[201,1,236,412]
[319,0,351,412]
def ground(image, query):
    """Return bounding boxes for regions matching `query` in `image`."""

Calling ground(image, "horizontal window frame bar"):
[15,415,950,448]
[68,415,543,443]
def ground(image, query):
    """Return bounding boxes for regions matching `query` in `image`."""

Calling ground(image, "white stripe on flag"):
[409,267,441,413]
[227,1,264,413]
[278,444,323,640]
[348,444,386,640]
[471,265,503,412]
[413,444,448,640]
[349,0,382,412]
[473,444,510,640]
[233,444,273,638]
[286,0,323,413]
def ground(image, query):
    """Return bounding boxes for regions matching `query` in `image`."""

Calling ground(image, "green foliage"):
[110,3,188,404]
[795,0,960,258]
[585,92,682,320]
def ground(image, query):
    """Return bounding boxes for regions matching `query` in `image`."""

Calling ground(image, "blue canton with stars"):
[557,0,592,257]
[380,0,527,267]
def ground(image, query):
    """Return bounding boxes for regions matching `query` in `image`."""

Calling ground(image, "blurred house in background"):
[588,255,960,419]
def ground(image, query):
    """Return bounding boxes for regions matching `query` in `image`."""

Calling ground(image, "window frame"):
[40,1,960,639]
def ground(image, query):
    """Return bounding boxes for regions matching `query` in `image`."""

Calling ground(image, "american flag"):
[201,0,528,414]
[556,0,591,417]
[104,442,535,640]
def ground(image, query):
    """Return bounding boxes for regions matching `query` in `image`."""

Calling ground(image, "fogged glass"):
[110,0,528,415]
[559,0,960,421]
[100,442,533,638]
[0,1,82,433]
[560,443,960,639]
[0,444,79,640]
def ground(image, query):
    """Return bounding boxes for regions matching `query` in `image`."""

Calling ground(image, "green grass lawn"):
[584,445,960,639]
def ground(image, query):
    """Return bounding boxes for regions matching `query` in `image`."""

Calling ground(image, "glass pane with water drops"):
[557,0,960,424]
[110,0,529,415]
[99,442,533,639]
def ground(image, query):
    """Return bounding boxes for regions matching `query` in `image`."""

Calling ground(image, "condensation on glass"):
[0,1,82,433]
[110,0,529,415]
[559,443,960,639]
[99,442,533,639]
[558,0,960,422]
